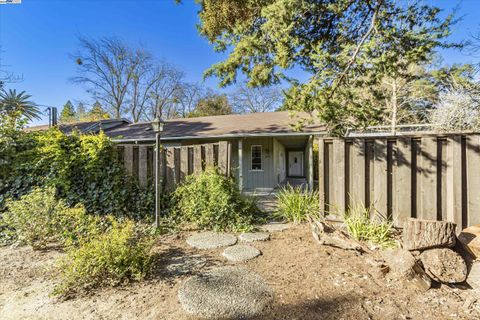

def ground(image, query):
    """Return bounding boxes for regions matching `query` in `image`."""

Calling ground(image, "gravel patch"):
[261,223,290,233]
[164,255,207,275]
[239,232,270,242]
[223,245,261,262]
[178,266,273,319]
[186,232,237,250]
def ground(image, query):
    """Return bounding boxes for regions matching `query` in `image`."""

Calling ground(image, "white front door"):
[288,151,303,177]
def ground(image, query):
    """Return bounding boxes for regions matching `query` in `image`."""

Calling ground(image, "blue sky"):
[0,0,479,125]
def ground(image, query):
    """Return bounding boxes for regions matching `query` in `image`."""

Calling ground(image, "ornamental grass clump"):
[275,185,320,223]
[54,218,154,296]
[172,167,259,232]
[343,204,396,249]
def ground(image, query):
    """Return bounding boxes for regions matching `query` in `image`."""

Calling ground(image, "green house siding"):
[241,138,276,190]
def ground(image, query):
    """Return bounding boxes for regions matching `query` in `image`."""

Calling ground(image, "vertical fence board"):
[218,142,228,175]
[180,146,188,182]
[394,138,412,227]
[138,146,148,187]
[205,144,215,167]
[446,136,463,228]
[467,135,480,226]
[166,147,175,190]
[332,139,345,214]
[373,139,388,217]
[193,145,202,174]
[419,137,437,220]
[350,139,366,207]
[318,138,326,213]
[124,145,134,175]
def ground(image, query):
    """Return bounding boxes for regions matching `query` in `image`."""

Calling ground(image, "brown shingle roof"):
[105,111,326,142]
[25,119,130,134]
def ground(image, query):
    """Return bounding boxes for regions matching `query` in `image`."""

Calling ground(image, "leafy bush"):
[275,185,320,223]
[1,186,100,249]
[172,167,258,231]
[54,219,154,296]
[0,128,153,219]
[343,204,396,249]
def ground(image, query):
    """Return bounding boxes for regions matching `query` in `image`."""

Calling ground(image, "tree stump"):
[380,248,431,291]
[458,224,480,259]
[403,218,456,251]
[420,248,467,283]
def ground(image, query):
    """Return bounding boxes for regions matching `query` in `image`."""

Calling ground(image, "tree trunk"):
[391,78,398,135]
[403,218,456,251]
[420,248,467,283]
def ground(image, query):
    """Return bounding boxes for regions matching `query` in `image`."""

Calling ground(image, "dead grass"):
[0,225,478,320]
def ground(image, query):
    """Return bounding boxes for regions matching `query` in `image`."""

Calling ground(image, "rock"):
[458,225,480,259]
[467,260,480,289]
[239,232,270,242]
[186,232,237,250]
[223,245,261,262]
[309,217,367,252]
[260,223,290,233]
[381,248,432,291]
[403,218,456,251]
[420,248,467,283]
[165,255,207,275]
[178,266,273,319]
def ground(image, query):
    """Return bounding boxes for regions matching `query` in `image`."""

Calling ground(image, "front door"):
[288,151,303,177]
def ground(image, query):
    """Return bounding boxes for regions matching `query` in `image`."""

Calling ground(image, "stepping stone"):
[261,222,290,233]
[165,255,207,275]
[223,245,261,262]
[186,232,237,250]
[178,266,273,319]
[239,232,270,242]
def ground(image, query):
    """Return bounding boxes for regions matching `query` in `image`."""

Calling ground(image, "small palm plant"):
[0,89,41,128]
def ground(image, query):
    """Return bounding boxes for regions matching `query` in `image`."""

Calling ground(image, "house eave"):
[112,131,327,144]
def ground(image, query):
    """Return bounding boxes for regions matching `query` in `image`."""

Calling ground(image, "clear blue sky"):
[0,0,478,125]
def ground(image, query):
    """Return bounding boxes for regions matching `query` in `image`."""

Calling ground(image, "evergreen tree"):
[188,93,232,118]
[88,101,110,121]
[59,100,76,123]
[76,102,87,121]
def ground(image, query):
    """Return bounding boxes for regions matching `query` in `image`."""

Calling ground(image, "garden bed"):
[0,224,478,319]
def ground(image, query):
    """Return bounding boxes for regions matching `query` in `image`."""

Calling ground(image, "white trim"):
[250,145,263,171]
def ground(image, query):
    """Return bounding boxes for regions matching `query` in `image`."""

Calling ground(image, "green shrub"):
[275,185,320,223]
[0,128,153,219]
[172,167,258,232]
[343,204,396,249]
[1,186,100,249]
[54,219,154,296]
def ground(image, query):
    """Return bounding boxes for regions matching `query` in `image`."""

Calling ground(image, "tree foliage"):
[60,100,77,123]
[0,89,41,129]
[196,0,457,133]
[188,92,232,117]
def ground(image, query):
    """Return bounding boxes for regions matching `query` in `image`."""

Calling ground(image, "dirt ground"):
[1,224,479,320]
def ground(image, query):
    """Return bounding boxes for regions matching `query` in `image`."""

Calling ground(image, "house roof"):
[25,119,131,135]
[105,111,326,142]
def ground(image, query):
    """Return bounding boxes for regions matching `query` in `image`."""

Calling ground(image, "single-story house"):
[25,118,131,134]
[104,112,326,192]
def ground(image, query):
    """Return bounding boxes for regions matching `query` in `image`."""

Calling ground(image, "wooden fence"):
[318,134,480,229]
[117,141,232,190]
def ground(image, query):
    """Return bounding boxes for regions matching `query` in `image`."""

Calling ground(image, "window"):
[251,145,262,170]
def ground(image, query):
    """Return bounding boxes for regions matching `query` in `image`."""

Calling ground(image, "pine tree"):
[76,102,87,121]
[88,101,110,121]
[59,100,76,123]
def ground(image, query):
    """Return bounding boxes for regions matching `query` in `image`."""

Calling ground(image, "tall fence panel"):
[118,141,231,190]
[318,134,480,229]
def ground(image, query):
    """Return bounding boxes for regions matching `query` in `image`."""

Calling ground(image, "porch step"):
[254,195,278,213]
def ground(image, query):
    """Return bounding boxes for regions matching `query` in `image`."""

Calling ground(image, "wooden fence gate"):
[318,134,480,229]
[117,141,231,190]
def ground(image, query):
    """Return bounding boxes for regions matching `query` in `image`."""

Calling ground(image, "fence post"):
[138,146,148,187]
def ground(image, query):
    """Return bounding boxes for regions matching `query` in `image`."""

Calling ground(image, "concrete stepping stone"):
[260,222,290,233]
[165,255,207,275]
[223,245,261,262]
[186,232,237,250]
[239,232,270,242]
[178,266,273,319]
